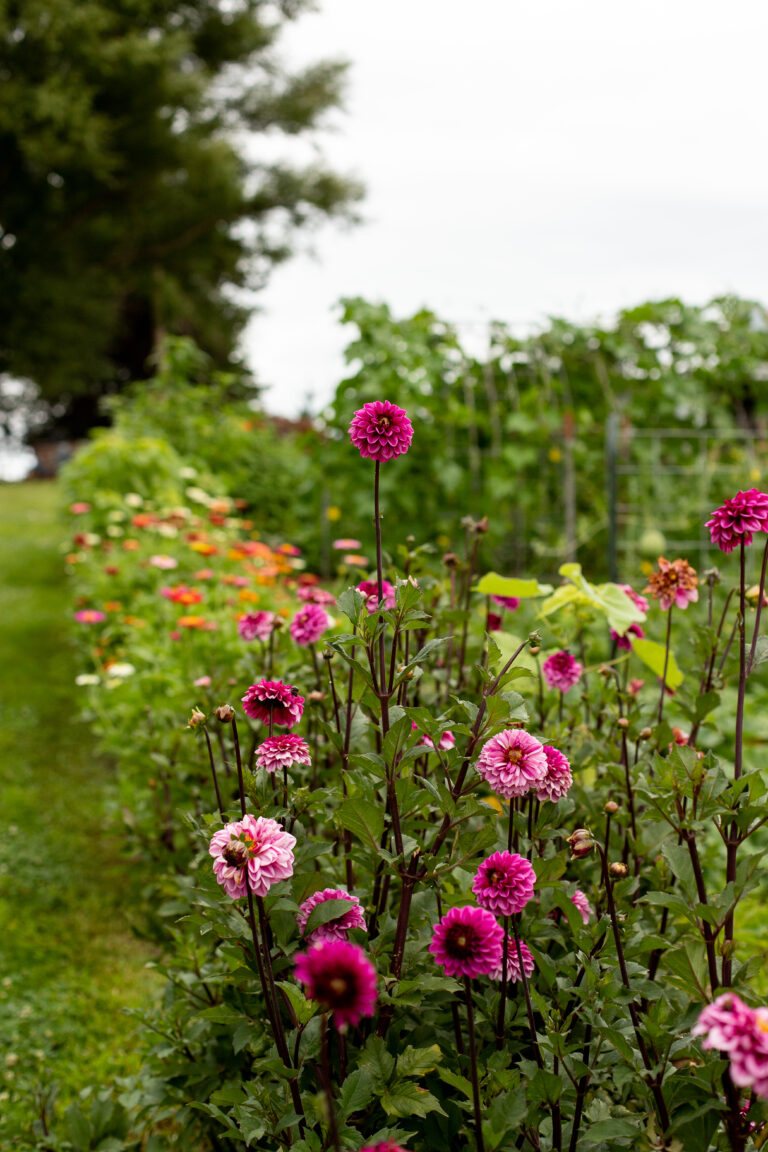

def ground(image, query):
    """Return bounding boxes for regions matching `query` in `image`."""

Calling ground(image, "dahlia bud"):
[215,704,235,723]
[272,616,285,630]
[702,567,721,587]
[187,708,206,729]
[639,727,653,740]
[442,552,461,568]
[609,861,628,878]
[406,535,416,545]
[474,516,489,535]
[567,828,596,858]
[604,800,620,814]
[617,717,629,729]
[308,690,326,702]
[598,665,611,678]
[529,646,541,656]
[322,650,334,661]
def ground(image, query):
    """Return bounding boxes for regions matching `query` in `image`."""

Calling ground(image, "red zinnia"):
[348,400,414,462]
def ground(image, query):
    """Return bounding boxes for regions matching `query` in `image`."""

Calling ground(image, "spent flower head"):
[645,557,699,611]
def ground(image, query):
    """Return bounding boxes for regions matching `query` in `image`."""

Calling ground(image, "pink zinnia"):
[348,400,413,462]
[290,603,329,645]
[332,538,362,551]
[488,937,535,983]
[148,554,178,570]
[706,490,768,553]
[238,611,276,642]
[357,579,396,613]
[472,851,535,916]
[209,815,296,899]
[296,887,367,943]
[255,734,311,774]
[535,745,573,803]
[242,679,305,728]
[475,729,548,799]
[297,586,336,606]
[411,722,455,751]
[429,905,504,979]
[570,889,593,925]
[491,595,520,611]
[294,940,377,1030]
[542,651,583,693]
[74,609,106,624]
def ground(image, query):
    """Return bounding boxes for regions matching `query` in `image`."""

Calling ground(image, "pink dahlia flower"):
[242,679,305,728]
[294,940,377,1030]
[209,815,296,899]
[488,936,535,983]
[535,745,573,803]
[255,734,311,774]
[360,1145,409,1152]
[542,650,583,692]
[693,993,768,1097]
[645,557,698,611]
[610,622,644,651]
[472,851,535,916]
[74,609,106,624]
[148,554,178,570]
[290,603,329,646]
[296,586,336,606]
[706,490,768,553]
[570,889,593,925]
[237,611,276,642]
[411,722,455,751]
[356,579,396,613]
[487,613,503,631]
[476,729,548,799]
[193,675,212,688]
[348,400,414,462]
[429,905,504,979]
[491,595,520,611]
[332,538,362,551]
[296,887,367,943]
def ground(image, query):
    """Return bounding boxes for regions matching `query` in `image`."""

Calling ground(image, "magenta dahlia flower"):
[74,609,106,624]
[360,1143,409,1152]
[570,889,593,925]
[237,611,276,642]
[255,734,311,774]
[294,940,377,1030]
[348,400,414,462]
[706,490,768,553]
[542,650,583,692]
[296,586,336,606]
[472,851,535,916]
[491,594,520,611]
[242,679,305,728]
[693,993,768,1097]
[290,604,329,646]
[487,613,503,631]
[209,815,296,899]
[296,887,367,943]
[610,622,644,650]
[356,579,396,612]
[488,936,535,983]
[534,745,573,803]
[476,729,548,799]
[429,905,504,979]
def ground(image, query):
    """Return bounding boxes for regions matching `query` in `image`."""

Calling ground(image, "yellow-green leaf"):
[631,636,683,690]
[476,573,553,598]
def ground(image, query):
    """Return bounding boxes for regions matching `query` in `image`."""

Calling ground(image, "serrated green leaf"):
[380,1080,447,1118]
[338,798,384,852]
[339,1068,374,1118]
[397,1044,442,1078]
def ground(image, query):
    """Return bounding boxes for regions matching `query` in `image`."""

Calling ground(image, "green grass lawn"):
[0,482,159,1146]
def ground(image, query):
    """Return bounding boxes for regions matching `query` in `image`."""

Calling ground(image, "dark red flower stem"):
[747,535,768,674]
[203,726,226,820]
[319,1013,341,1152]
[464,978,485,1152]
[724,539,748,987]
[657,605,673,726]
[231,717,246,818]
[495,916,510,1049]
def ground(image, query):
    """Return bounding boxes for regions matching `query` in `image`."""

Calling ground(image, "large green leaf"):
[538,563,646,634]
[303,897,356,937]
[476,573,553,598]
[380,1081,447,1119]
[631,636,683,690]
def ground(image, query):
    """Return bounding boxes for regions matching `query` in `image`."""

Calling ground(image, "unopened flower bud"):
[529,645,540,656]
[272,616,285,630]
[617,717,629,729]
[567,828,595,858]
[308,690,326,702]
[605,800,620,814]
[609,861,628,878]
[187,708,206,729]
[406,535,416,545]
[442,553,460,568]
[598,664,611,678]
[215,704,235,723]
[639,727,653,740]
[322,650,334,661]
[703,567,721,587]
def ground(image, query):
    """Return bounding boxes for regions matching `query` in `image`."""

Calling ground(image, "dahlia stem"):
[495,916,510,1049]
[747,535,768,675]
[457,531,481,692]
[203,726,225,820]
[231,717,246,818]
[724,541,748,987]
[374,459,404,858]
[512,914,542,1070]
[319,1013,341,1152]
[464,978,486,1152]
[656,606,673,726]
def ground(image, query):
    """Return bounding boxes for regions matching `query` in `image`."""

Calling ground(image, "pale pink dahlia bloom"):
[356,579,396,612]
[296,586,336,606]
[488,936,535,983]
[209,815,296,899]
[348,400,414,462]
[473,851,535,916]
[290,603,329,645]
[411,722,455,751]
[296,887,367,943]
[706,490,768,554]
[535,745,573,803]
[255,734,311,774]
[693,993,768,1097]
[429,905,504,979]
[294,940,377,1030]
[237,611,275,642]
[570,889,593,925]
[148,554,178,570]
[542,650,583,692]
[242,679,304,728]
[476,729,548,799]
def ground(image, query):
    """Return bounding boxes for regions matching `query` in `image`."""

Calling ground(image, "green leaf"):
[338,798,384,852]
[275,981,318,1026]
[397,1044,442,1078]
[631,636,684,690]
[303,897,356,937]
[380,1080,447,1118]
[339,1068,374,1118]
[492,632,539,676]
[539,563,646,634]
[584,1118,639,1140]
[437,1067,473,1098]
[337,587,366,625]
[476,573,553,598]
[358,1035,395,1090]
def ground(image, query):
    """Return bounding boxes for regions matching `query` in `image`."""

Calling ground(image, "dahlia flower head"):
[491,594,520,611]
[488,936,535,983]
[570,889,593,925]
[255,734,311,774]
[476,729,548,799]
[360,1143,409,1152]
[645,556,699,611]
[706,489,768,554]
[242,679,305,728]
[535,745,573,803]
[429,904,504,979]
[357,579,396,613]
[693,993,768,1098]
[296,887,367,943]
[290,603,329,646]
[296,585,336,606]
[473,851,535,917]
[237,611,275,642]
[209,815,296,899]
[542,650,583,693]
[411,722,456,751]
[348,400,414,462]
[294,939,377,1031]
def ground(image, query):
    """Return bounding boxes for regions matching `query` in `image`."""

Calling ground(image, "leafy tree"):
[0,0,362,437]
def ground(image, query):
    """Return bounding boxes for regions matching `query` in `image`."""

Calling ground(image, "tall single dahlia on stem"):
[472,851,535,916]
[255,734,311,774]
[294,940,377,1030]
[706,490,768,553]
[289,603,329,646]
[570,889,593,925]
[242,679,304,728]
[429,905,504,978]
[237,611,275,642]
[209,815,296,899]
[542,650,583,692]
[488,937,535,982]
[357,578,396,612]
[348,400,413,462]
[645,556,699,610]
[475,729,548,799]
[534,745,573,803]
[296,887,367,943]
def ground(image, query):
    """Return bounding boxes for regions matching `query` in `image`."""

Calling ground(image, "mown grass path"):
[0,482,158,1145]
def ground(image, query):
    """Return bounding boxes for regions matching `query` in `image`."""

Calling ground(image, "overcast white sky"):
[246,0,768,417]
